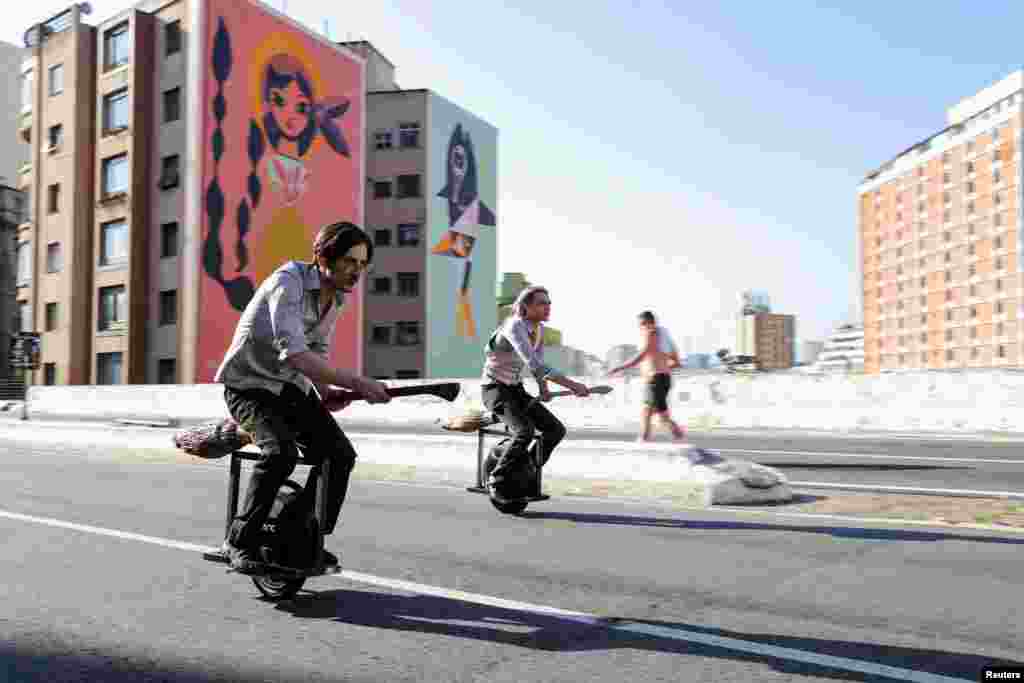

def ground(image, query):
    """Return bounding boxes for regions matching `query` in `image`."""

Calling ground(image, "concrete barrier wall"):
[23,370,1024,433]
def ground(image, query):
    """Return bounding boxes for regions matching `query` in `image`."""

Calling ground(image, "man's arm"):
[266,271,389,403]
[505,319,588,396]
[609,328,656,374]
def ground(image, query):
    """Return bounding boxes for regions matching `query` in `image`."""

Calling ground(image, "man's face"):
[639,319,654,333]
[525,292,551,322]
[322,242,370,293]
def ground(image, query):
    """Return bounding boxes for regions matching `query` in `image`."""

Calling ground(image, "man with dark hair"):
[214,220,390,574]
[608,310,686,442]
[480,285,590,502]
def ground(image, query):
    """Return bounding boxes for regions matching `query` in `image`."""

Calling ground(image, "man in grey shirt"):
[481,285,589,502]
[214,221,390,574]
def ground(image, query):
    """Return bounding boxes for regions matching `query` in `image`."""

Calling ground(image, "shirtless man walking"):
[608,311,686,442]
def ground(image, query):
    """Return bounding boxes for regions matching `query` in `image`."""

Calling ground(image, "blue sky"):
[8,1,1024,358]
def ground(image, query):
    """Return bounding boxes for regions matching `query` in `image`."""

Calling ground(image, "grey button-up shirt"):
[214,261,345,396]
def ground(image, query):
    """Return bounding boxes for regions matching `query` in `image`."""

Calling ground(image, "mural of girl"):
[432,123,496,338]
[203,20,353,312]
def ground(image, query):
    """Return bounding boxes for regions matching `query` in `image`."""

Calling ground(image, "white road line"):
[788,481,1024,500]
[715,448,1024,465]
[0,507,973,683]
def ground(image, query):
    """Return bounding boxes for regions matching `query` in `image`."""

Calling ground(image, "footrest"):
[202,549,229,564]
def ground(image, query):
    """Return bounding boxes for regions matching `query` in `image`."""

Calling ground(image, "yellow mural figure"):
[246,36,352,285]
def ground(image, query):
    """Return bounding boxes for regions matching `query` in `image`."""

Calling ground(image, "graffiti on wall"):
[431,124,496,339]
[196,0,364,381]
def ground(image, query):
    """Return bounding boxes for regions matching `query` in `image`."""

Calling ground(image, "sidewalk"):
[2,416,1023,533]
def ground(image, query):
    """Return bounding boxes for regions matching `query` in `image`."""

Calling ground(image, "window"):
[994,213,1002,227]
[372,180,392,199]
[371,276,391,295]
[970,306,977,318]
[396,370,421,379]
[18,301,31,332]
[944,270,951,282]
[48,124,62,151]
[395,174,421,198]
[105,23,130,70]
[159,155,180,189]
[371,325,391,345]
[395,321,421,346]
[48,64,63,96]
[995,236,1003,249]
[997,278,1003,292]
[920,332,927,343]
[102,154,129,196]
[97,352,123,385]
[946,350,955,361]
[944,251,951,263]
[104,89,129,132]
[165,20,181,56]
[969,265,976,277]
[163,88,181,123]
[44,302,58,332]
[944,231,951,242]
[100,220,128,266]
[996,257,1005,270]
[971,347,979,359]
[998,345,1006,359]
[161,222,178,258]
[16,242,31,284]
[47,183,60,214]
[374,229,391,247]
[158,358,177,384]
[46,242,61,273]
[374,130,392,149]
[997,301,1005,314]
[967,181,975,194]
[98,285,127,331]
[998,322,1005,336]
[397,223,420,247]
[994,168,1002,184]
[398,122,420,148]
[159,290,177,325]
[43,363,56,386]
[397,272,420,297]
[968,244,975,256]
[21,69,33,111]
[945,330,953,342]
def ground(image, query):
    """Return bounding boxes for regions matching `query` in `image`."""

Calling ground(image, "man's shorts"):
[643,373,672,413]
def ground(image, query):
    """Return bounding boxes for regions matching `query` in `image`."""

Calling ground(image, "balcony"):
[19,111,32,143]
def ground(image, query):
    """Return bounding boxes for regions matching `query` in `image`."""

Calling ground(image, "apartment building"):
[16,0,497,386]
[736,312,796,370]
[859,71,1023,374]
[364,87,498,380]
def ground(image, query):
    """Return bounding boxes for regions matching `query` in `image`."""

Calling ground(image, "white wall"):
[0,41,30,186]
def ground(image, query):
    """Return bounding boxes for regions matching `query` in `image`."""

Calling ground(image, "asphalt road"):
[336,419,1024,494]
[0,436,1020,682]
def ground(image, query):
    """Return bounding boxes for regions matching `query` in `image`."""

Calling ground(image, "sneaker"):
[321,549,341,569]
[226,543,267,575]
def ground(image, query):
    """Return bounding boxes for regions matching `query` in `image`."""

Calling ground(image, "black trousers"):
[481,382,566,483]
[223,383,357,549]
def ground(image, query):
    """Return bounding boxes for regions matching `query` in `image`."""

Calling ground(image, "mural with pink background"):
[195,0,364,382]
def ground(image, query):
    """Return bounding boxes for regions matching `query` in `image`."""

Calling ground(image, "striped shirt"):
[481,316,559,385]
[214,261,345,396]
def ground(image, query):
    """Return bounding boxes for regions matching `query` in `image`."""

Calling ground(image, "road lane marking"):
[0,507,973,682]
[715,448,1024,465]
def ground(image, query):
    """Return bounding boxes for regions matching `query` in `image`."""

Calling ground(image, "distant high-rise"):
[859,71,1023,373]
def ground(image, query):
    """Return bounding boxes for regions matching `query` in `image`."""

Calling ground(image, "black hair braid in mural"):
[202,18,255,312]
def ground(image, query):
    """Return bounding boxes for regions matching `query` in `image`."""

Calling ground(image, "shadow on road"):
[515,510,1024,544]
[276,589,1019,681]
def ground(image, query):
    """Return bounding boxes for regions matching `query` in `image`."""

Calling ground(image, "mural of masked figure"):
[432,124,496,338]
